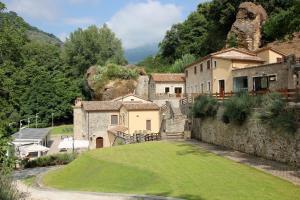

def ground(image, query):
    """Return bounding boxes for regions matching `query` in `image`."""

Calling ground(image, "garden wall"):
[192,107,300,166]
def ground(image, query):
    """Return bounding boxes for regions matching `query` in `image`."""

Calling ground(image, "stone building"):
[73,98,161,149]
[232,55,300,92]
[148,73,185,100]
[185,48,265,95]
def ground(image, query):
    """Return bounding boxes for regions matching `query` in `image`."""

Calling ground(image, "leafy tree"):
[170,54,196,73]
[63,24,127,74]
[263,1,300,41]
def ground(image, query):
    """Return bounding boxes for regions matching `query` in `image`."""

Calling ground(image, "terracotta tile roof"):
[82,101,122,111]
[151,73,185,83]
[122,103,160,111]
[185,48,263,69]
[255,46,287,56]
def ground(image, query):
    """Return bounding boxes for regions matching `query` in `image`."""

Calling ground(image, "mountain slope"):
[0,11,62,46]
[125,43,158,64]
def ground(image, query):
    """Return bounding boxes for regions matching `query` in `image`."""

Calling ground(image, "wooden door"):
[219,80,225,94]
[175,87,182,97]
[96,137,103,148]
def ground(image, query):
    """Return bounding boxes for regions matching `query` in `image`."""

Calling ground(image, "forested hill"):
[0,11,62,46]
[139,0,300,72]
[0,1,127,137]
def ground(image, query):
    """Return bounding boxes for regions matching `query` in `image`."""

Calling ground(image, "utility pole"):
[35,113,39,128]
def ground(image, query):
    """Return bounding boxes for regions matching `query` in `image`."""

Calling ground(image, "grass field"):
[50,125,73,136]
[43,141,300,200]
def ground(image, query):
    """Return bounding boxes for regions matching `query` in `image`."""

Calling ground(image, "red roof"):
[151,73,185,83]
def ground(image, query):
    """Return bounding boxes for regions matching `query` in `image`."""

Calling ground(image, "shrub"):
[0,171,21,200]
[260,93,297,134]
[192,95,219,118]
[222,92,254,125]
[23,153,77,168]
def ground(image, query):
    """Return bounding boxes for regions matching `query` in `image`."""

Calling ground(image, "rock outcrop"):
[85,66,137,100]
[226,2,267,51]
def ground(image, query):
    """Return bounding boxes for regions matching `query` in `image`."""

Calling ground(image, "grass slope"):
[43,141,300,200]
[50,125,73,136]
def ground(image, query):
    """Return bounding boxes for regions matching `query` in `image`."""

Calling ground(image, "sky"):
[2,0,207,50]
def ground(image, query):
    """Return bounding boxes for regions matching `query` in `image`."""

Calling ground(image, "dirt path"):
[17,181,181,200]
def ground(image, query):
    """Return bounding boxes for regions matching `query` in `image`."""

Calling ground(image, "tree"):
[170,54,196,73]
[63,24,127,74]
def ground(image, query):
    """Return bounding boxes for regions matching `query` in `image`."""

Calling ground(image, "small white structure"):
[12,128,50,158]
[111,93,151,103]
[58,137,89,150]
[19,144,49,159]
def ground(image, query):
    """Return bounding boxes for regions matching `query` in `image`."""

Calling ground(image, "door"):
[146,120,151,131]
[219,80,225,94]
[96,137,103,148]
[175,87,182,97]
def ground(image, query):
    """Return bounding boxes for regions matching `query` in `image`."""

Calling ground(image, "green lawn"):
[43,141,300,200]
[50,125,73,136]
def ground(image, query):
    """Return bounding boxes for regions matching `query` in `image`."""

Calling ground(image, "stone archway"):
[96,137,104,148]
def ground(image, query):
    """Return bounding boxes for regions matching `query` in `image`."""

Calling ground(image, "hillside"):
[0,11,62,46]
[267,32,300,57]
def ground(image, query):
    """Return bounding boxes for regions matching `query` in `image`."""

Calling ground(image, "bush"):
[23,153,77,168]
[259,93,297,134]
[192,95,219,118]
[0,171,21,200]
[222,92,254,125]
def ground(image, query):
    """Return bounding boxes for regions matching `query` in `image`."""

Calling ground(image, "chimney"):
[75,97,83,107]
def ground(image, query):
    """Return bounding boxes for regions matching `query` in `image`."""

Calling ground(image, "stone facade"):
[232,57,299,92]
[192,107,300,166]
[73,105,119,148]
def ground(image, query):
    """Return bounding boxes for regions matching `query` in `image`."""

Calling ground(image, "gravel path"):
[188,140,300,185]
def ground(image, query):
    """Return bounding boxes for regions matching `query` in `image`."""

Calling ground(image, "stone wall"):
[192,107,300,166]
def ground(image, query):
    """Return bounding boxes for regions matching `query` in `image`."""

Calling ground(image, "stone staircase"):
[160,101,187,140]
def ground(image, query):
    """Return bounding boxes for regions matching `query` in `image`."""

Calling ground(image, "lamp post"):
[19,119,26,131]
[51,113,54,128]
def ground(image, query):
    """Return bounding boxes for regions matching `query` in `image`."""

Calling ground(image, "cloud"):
[107,0,182,49]
[5,0,60,21]
[64,17,96,26]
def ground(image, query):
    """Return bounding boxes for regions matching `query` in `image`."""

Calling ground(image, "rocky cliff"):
[226,2,267,51]
[85,65,148,101]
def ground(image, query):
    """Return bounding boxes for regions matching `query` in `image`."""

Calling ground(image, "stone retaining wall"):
[192,107,300,166]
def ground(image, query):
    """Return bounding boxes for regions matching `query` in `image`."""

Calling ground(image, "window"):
[200,63,203,72]
[146,120,151,131]
[111,115,118,125]
[201,83,204,93]
[207,81,211,92]
[269,75,277,81]
[165,87,170,93]
[194,66,197,74]
[185,70,188,77]
[207,60,211,70]
[214,61,217,68]
[131,99,134,101]
[277,57,283,63]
